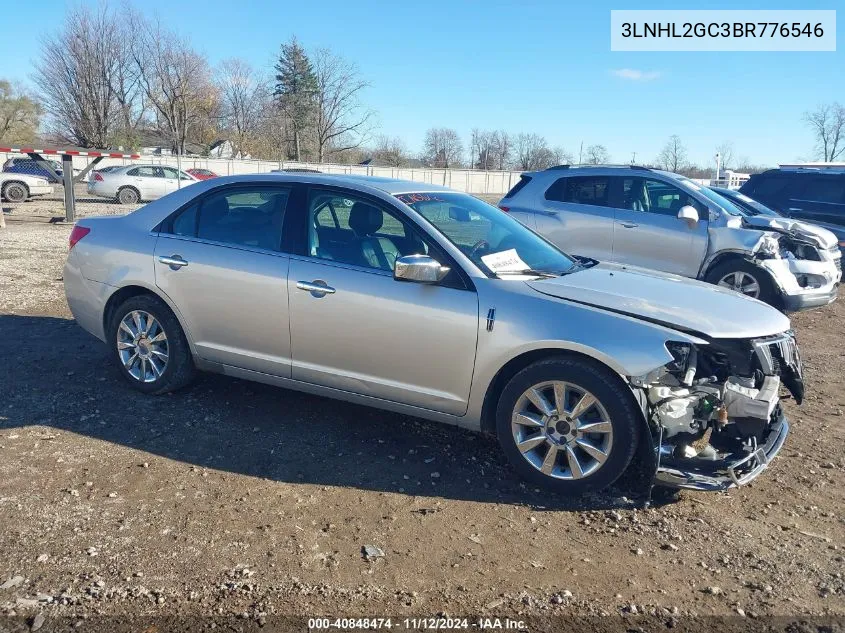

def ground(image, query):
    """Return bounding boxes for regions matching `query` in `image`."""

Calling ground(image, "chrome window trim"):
[154,233,290,259]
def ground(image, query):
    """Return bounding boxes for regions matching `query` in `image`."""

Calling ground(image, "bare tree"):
[372,135,408,167]
[423,128,463,168]
[217,59,268,158]
[804,103,845,162]
[552,146,574,166]
[584,144,610,165]
[0,80,40,144]
[33,5,128,147]
[133,19,217,155]
[491,131,511,170]
[512,133,552,170]
[656,135,687,172]
[715,141,735,170]
[311,48,374,163]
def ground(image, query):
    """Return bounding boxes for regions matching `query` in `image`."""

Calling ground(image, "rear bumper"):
[655,416,789,491]
[63,251,108,342]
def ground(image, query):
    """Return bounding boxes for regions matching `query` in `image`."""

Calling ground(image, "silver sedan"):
[64,174,803,494]
[87,164,199,204]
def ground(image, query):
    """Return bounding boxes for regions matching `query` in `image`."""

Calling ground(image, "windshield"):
[694,185,748,216]
[722,190,781,217]
[395,192,577,277]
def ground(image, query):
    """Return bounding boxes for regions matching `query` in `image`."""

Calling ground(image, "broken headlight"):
[755,234,781,258]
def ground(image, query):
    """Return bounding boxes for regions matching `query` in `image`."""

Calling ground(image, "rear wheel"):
[2,182,28,203]
[706,259,777,305]
[496,357,639,495]
[117,187,140,205]
[108,294,195,394]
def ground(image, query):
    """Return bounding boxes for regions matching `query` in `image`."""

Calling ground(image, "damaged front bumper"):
[655,414,789,491]
[758,246,840,312]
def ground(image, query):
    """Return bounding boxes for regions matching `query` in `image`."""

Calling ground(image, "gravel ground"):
[0,197,844,631]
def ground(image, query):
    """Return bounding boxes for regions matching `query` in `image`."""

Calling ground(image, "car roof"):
[522,164,682,181]
[182,172,455,195]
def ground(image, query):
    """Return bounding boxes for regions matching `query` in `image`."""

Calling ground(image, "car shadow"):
[0,314,675,512]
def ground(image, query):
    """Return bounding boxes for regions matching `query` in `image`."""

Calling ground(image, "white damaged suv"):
[500,165,840,311]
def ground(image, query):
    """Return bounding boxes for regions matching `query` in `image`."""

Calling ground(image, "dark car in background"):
[3,157,65,183]
[739,167,845,265]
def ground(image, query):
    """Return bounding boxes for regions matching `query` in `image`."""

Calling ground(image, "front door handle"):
[158,255,188,269]
[297,280,336,297]
[619,221,639,228]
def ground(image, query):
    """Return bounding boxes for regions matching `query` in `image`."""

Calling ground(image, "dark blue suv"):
[740,167,845,259]
[2,157,64,183]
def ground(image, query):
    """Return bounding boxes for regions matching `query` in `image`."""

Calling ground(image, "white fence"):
[0,152,524,195]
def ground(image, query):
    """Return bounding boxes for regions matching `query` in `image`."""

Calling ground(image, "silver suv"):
[500,165,840,311]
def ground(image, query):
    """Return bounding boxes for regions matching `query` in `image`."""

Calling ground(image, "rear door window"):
[164,186,291,251]
[545,176,609,206]
[796,177,845,204]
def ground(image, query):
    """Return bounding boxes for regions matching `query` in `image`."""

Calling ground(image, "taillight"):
[498,205,510,212]
[69,225,90,249]
[93,172,104,181]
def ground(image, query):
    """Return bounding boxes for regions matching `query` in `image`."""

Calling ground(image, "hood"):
[741,215,838,249]
[526,263,791,339]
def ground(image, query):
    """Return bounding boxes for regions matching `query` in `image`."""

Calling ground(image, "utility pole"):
[631,151,637,165]
[714,152,721,186]
[578,141,583,165]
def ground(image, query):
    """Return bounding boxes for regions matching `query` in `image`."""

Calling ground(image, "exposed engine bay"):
[633,333,803,490]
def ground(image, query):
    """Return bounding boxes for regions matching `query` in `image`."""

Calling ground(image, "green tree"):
[274,37,317,161]
[0,80,40,144]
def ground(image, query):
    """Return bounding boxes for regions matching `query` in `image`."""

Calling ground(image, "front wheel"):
[496,357,640,495]
[705,259,777,306]
[108,294,196,394]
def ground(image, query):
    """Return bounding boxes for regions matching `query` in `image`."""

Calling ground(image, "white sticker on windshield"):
[481,248,529,273]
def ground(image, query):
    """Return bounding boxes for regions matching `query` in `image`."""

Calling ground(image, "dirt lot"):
[1,198,844,632]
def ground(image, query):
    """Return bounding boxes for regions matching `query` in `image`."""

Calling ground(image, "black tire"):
[108,294,196,394]
[705,259,777,306]
[496,357,640,495]
[117,187,140,205]
[2,182,28,203]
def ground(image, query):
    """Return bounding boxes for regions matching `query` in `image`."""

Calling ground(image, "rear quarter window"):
[502,175,532,199]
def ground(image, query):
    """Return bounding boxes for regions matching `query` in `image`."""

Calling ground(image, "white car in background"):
[0,172,54,203]
[88,165,199,204]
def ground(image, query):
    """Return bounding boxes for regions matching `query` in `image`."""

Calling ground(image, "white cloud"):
[611,68,662,81]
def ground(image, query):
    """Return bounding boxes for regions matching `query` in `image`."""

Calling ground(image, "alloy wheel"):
[511,381,613,480]
[116,310,169,383]
[718,271,761,298]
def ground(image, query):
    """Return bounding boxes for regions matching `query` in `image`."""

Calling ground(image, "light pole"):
[714,152,721,186]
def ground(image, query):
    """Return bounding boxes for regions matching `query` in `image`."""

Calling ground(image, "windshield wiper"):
[496,269,558,279]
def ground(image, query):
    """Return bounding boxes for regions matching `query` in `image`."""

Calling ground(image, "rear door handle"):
[297,280,336,296]
[619,221,639,228]
[158,255,188,269]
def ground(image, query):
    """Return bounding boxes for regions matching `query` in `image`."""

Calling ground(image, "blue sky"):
[1,0,841,167]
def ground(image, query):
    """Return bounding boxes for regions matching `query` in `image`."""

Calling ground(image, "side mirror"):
[448,206,471,222]
[677,205,699,227]
[394,254,450,283]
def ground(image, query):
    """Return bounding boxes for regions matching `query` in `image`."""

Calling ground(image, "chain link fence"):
[1,152,517,224]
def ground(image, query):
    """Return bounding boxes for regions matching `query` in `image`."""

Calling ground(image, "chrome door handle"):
[788,207,803,212]
[619,222,639,228]
[158,255,188,269]
[297,280,336,296]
